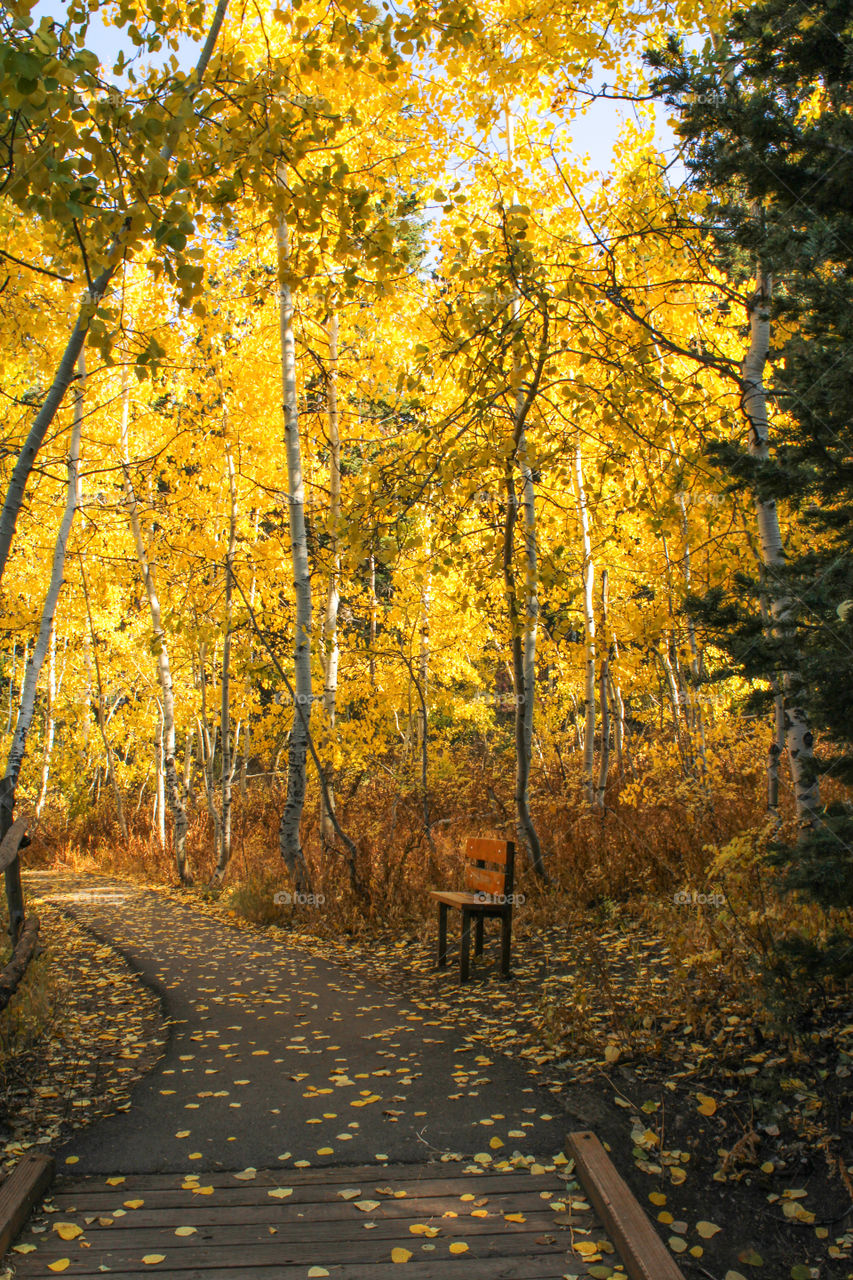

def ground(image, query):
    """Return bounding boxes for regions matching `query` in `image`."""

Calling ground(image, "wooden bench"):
[429,837,515,982]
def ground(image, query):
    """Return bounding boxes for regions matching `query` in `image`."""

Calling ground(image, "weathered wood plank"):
[568,1130,687,1280]
[48,1170,567,1204]
[0,1152,54,1256]
[49,1172,571,1198]
[30,1208,589,1250]
[41,1187,573,1225]
[10,1256,592,1280]
[20,1228,573,1265]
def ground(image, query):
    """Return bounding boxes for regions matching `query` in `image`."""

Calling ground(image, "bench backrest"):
[463,837,514,898]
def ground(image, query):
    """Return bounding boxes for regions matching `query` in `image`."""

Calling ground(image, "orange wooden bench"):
[429,837,515,982]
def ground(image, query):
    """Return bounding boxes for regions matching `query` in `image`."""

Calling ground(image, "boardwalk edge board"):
[0,1152,54,1258]
[567,1130,687,1280]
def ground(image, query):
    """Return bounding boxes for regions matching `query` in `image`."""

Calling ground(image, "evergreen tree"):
[649,0,853,956]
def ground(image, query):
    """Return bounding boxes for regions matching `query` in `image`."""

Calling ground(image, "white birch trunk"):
[573,439,596,806]
[506,104,541,858]
[120,359,189,879]
[275,193,312,893]
[2,351,84,937]
[154,705,166,852]
[80,561,129,839]
[742,269,819,826]
[6,641,16,735]
[213,445,238,880]
[595,569,610,807]
[320,314,341,845]
[368,551,377,687]
[35,622,56,817]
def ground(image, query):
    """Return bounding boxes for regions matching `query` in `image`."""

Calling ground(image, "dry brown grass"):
[27,719,850,1024]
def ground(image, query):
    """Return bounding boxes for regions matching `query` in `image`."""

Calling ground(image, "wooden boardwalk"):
[9,1161,619,1278]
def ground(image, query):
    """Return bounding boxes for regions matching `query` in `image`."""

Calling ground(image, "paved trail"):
[28,873,569,1175]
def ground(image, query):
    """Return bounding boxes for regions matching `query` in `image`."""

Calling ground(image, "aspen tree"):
[275,190,312,894]
[320,314,341,845]
[3,349,83,937]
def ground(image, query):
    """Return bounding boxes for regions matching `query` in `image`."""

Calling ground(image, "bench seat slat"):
[429,890,510,910]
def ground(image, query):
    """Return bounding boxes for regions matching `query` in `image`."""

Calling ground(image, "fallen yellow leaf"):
[53,1223,83,1241]
[48,1262,70,1273]
[391,1247,412,1262]
[449,1243,469,1254]
[142,1254,166,1264]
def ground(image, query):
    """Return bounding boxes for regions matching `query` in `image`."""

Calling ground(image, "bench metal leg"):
[437,903,448,968]
[474,913,485,957]
[460,909,472,983]
[500,909,512,979]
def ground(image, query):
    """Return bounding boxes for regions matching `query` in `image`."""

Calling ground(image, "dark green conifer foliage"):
[648,0,853,965]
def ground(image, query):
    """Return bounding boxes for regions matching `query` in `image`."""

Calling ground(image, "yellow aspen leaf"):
[391,1248,412,1262]
[53,1223,83,1241]
[48,1261,71,1272]
[174,1227,197,1237]
[308,1270,330,1277]
[105,1177,125,1186]
[696,1094,717,1116]
[697,1221,721,1238]
[649,1192,667,1206]
[142,1255,166,1264]
[268,1188,294,1199]
[124,1200,145,1209]
[449,1243,469,1254]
